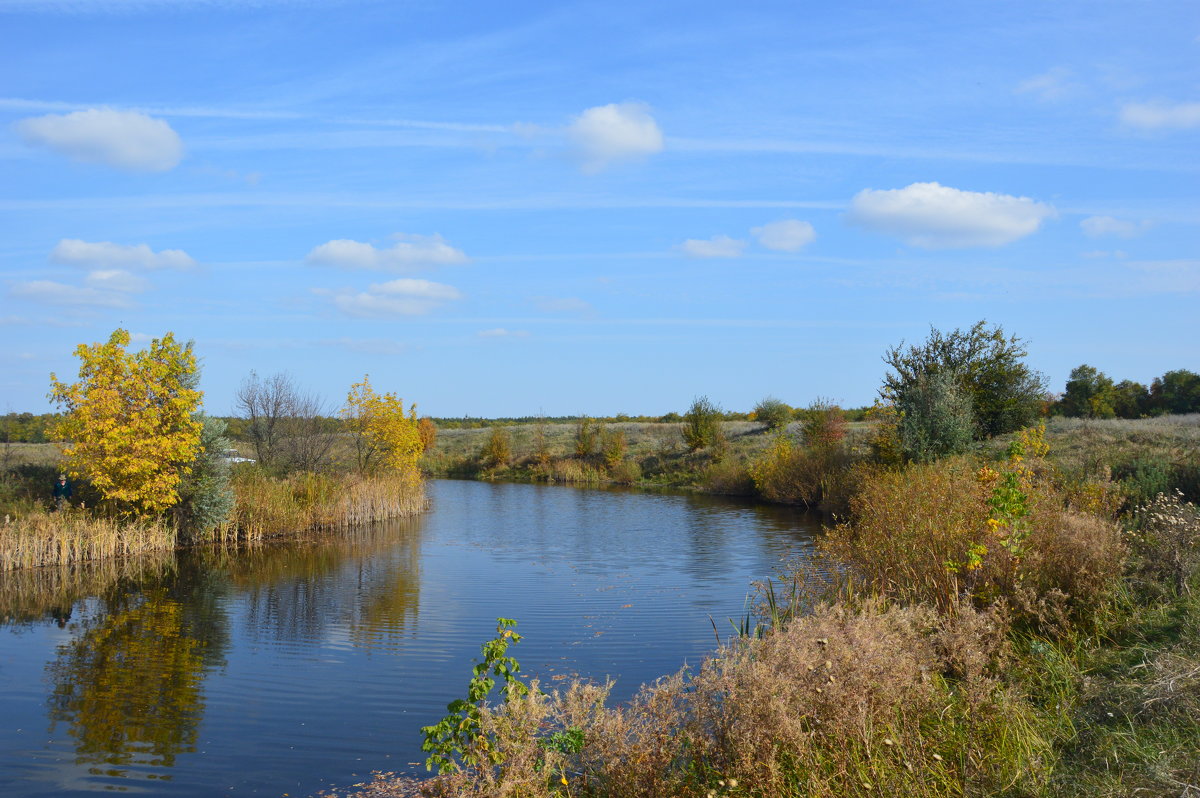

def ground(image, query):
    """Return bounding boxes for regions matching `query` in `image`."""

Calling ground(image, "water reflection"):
[205,517,423,648]
[46,586,223,780]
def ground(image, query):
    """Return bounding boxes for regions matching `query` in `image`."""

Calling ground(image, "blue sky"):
[2,0,1197,417]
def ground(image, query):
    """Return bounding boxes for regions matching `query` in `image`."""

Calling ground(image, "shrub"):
[800,398,846,451]
[820,451,1126,622]
[417,418,437,453]
[896,369,975,463]
[480,427,512,469]
[599,426,627,469]
[753,396,792,431]
[174,414,234,543]
[701,457,755,495]
[391,602,1049,798]
[574,417,597,457]
[682,396,724,452]
[883,321,1047,438]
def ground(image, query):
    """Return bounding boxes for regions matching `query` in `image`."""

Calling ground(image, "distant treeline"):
[1050,367,1200,419]
[5,366,1194,445]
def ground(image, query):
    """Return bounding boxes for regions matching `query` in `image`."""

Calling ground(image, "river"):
[0,478,819,796]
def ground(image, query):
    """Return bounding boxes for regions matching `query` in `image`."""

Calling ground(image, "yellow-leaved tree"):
[49,329,203,516]
[342,375,422,479]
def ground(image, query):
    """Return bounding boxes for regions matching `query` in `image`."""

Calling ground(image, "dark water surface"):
[0,479,818,796]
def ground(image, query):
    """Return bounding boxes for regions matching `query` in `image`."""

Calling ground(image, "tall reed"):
[0,510,175,571]
[229,468,426,541]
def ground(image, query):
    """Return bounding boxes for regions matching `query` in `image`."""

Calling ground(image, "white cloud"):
[1080,215,1142,238]
[478,328,529,338]
[1015,68,1075,102]
[306,233,468,271]
[15,108,183,171]
[10,280,133,308]
[332,278,461,318]
[848,182,1056,248]
[752,219,816,252]
[52,238,196,270]
[567,102,664,173]
[1119,101,1200,131]
[679,235,747,258]
[84,269,148,293]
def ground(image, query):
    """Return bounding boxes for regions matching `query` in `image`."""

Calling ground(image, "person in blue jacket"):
[53,473,72,511]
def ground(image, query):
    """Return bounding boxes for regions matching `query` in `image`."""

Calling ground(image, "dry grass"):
[0,509,175,571]
[819,457,1127,622]
[372,601,1048,798]
[229,468,427,540]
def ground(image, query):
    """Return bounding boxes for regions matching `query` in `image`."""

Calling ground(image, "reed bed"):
[0,510,175,571]
[229,469,426,541]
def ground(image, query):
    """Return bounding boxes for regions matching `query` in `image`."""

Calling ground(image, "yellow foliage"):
[342,375,422,479]
[48,329,202,516]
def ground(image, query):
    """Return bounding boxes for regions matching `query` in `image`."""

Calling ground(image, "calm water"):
[0,479,818,797]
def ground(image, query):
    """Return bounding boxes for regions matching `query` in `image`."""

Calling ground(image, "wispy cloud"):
[0,96,303,120]
[1119,101,1200,131]
[1080,215,1144,238]
[52,238,196,270]
[478,328,529,338]
[329,278,462,318]
[15,108,183,171]
[1014,68,1076,102]
[752,219,816,252]
[678,235,746,258]
[848,182,1056,248]
[534,296,593,315]
[10,279,134,308]
[307,233,468,271]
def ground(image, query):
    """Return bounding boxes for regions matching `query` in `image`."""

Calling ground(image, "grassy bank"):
[424,415,1200,509]
[1,446,426,570]
[328,427,1200,798]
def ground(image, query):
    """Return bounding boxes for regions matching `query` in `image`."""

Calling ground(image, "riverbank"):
[331,428,1200,798]
[0,459,426,570]
[423,415,1200,508]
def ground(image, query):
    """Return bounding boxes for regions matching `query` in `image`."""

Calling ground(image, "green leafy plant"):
[682,396,724,451]
[420,618,529,774]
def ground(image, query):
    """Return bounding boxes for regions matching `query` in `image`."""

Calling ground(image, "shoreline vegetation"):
[3,323,1198,796]
[0,467,427,571]
[2,331,430,572]
[325,422,1200,798]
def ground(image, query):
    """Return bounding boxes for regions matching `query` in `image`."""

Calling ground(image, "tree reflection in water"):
[46,589,213,778]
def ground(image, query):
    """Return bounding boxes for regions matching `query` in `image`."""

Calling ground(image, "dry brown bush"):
[372,601,1047,798]
[820,457,1127,623]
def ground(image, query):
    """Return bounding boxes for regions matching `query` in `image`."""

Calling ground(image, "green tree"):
[1150,369,1200,415]
[1060,364,1116,419]
[48,329,202,516]
[682,396,724,451]
[896,370,975,462]
[882,321,1046,438]
[753,396,792,431]
[174,414,235,543]
[1111,379,1149,419]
